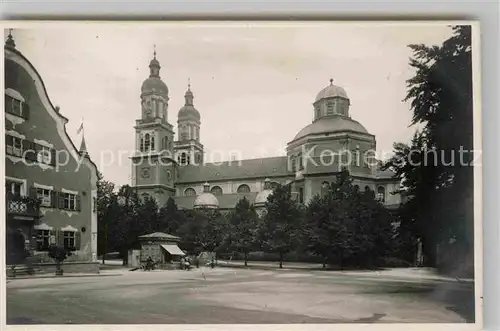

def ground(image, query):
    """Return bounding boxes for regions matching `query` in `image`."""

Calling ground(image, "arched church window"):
[364,186,371,192]
[187,154,191,165]
[354,184,360,192]
[150,136,155,151]
[195,153,201,164]
[180,152,187,165]
[144,134,151,151]
[297,152,303,170]
[211,186,223,196]
[184,188,196,197]
[315,107,321,119]
[140,137,145,152]
[237,184,251,193]
[377,186,386,203]
[327,101,334,115]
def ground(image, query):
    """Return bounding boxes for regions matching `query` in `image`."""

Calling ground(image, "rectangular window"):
[37,188,52,207]
[327,102,334,115]
[5,95,24,117]
[6,135,23,157]
[63,193,77,210]
[63,231,75,250]
[6,180,23,197]
[36,230,51,251]
[37,146,52,164]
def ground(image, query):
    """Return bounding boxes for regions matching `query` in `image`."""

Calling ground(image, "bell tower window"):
[180,152,187,165]
[326,101,334,115]
[144,134,151,151]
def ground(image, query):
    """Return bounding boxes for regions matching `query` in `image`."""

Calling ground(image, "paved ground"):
[6,267,475,324]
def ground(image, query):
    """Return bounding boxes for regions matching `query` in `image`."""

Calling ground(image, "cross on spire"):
[188,77,191,90]
[5,28,16,48]
[329,78,334,85]
[153,44,156,58]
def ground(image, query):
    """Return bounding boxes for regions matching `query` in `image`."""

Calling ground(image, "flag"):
[77,122,84,134]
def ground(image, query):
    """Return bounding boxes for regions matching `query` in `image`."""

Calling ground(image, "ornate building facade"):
[4,33,99,272]
[131,53,401,211]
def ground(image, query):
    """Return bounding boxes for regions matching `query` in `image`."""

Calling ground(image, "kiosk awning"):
[160,244,185,256]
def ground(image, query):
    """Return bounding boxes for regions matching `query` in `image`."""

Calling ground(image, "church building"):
[131,51,401,212]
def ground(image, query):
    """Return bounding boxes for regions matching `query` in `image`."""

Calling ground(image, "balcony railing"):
[6,194,41,219]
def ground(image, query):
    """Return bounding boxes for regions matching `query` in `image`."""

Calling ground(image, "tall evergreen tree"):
[158,197,183,235]
[227,197,259,266]
[384,26,474,272]
[259,184,304,268]
[305,170,394,269]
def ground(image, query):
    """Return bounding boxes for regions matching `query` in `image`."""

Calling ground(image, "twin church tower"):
[131,49,203,204]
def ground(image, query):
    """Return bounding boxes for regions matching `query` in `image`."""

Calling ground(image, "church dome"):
[293,116,368,141]
[193,182,219,209]
[254,178,273,208]
[179,105,200,119]
[141,77,169,96]
[315,79,349,102]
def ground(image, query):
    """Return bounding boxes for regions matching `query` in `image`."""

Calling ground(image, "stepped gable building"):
[131,52,401,211]
[4,31,99,272]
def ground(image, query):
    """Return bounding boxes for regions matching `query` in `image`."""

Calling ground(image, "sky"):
[6,22,454,186]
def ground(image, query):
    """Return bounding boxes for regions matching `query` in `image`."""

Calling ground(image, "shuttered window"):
[36,230,52,251]
[5,94,29,119]
[59,192,80,211]
[5,134,56,166]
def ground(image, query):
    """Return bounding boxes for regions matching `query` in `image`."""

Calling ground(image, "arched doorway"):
[6,228,27,265]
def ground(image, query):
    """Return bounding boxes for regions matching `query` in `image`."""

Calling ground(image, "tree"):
[158,197,183,235]
[259,184,304,268]
[177,209,228,257]
[96,171,116,262]
[305,170,394,269]
[48,245,72,276]
[227,197,259,266]
[136,195,160,234]
[384,26,474,273]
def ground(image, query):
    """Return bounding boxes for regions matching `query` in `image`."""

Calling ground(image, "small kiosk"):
[138,232,185,269]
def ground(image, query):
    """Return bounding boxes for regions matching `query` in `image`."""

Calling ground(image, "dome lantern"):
[313,78,351,121]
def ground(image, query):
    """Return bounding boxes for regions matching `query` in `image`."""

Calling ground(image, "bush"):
[48,245,72,275]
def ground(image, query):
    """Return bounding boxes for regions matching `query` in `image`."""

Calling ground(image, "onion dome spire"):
[149,44,161,78]
[185,78,194,106]
[5,29,16,49]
